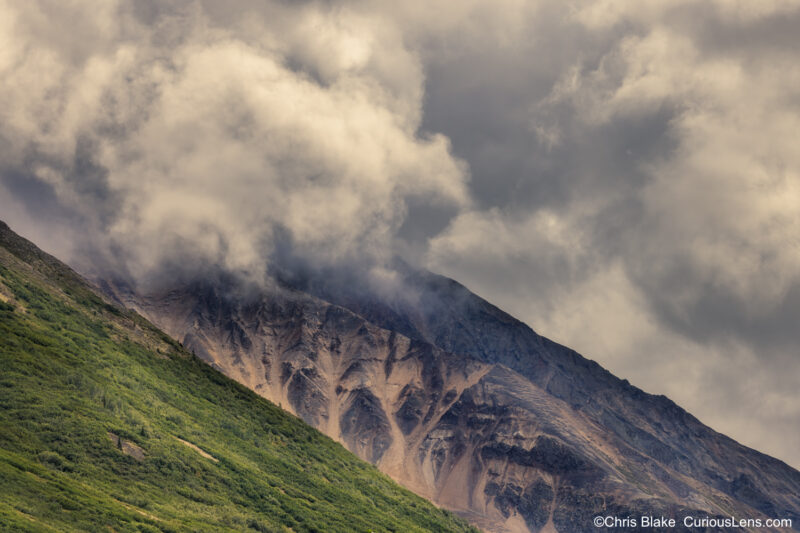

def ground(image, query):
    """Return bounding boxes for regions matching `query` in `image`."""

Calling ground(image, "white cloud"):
[547,19,800,314]
[0,1,469,281]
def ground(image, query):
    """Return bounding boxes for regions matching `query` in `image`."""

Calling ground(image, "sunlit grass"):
[0,246,478,533]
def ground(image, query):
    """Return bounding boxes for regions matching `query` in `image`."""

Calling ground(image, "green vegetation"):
[0,224,478,533]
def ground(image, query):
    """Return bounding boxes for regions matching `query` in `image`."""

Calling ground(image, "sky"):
[1,0,799,468]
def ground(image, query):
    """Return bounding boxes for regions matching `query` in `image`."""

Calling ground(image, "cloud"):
[541,7,800,346]
[0,0,469,284]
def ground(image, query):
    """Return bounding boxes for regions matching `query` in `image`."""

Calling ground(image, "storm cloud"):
[2,0,799,467]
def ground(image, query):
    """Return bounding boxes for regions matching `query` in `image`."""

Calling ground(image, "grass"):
[0,223,478,533]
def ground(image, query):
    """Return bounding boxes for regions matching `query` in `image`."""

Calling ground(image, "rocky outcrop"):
[101,272,800,533]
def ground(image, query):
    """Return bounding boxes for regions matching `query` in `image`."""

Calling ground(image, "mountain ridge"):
[98,262,800,532]
[0,219,478,533]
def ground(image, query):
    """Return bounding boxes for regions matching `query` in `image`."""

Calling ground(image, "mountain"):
[0,220,478,533]
[99,261,800,533]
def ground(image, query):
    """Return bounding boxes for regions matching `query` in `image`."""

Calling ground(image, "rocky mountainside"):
[99,267,800,533]
[0,220,477,533]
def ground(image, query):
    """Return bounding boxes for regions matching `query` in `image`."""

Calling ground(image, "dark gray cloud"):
[1,0,798,468]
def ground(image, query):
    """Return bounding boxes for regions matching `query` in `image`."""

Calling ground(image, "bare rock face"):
[101,272,800,533]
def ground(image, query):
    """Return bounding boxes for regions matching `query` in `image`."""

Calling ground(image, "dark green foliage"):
[0,229,478,533]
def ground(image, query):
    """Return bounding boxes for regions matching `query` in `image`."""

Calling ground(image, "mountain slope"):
[0,221,478,533]
[103,264,800,533]
[295,265,800,519]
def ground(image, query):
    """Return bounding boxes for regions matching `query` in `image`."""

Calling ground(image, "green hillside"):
[0,221,478,533]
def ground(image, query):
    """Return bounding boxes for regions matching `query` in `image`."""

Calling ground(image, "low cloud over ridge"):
[0,0,468,282]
